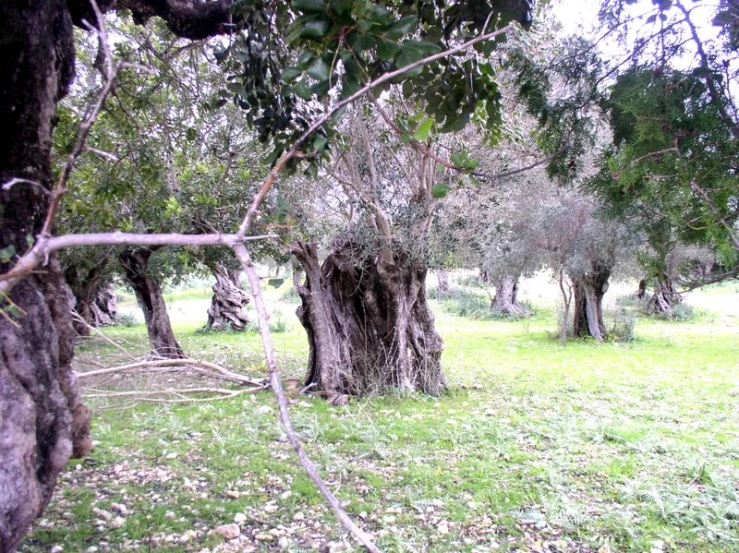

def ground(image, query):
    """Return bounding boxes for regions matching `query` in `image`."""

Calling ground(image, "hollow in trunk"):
[292,241,445,400]
[119,249,184,359]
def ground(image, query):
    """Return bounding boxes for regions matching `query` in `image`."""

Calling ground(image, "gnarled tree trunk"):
[646,273,681,316]
[206,265,249,331]
[119,249,184,359]
[65,265,117,335]
[491,275,530,317]
[0,2,92,550]
[292,241,445,401]
[571,262,611,341]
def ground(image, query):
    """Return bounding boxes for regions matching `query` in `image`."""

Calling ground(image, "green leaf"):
[306,58,331,81]
[185,127,198,142]
[431,184,449,199]
[0,245,16,263]
[341,74,362,99]
[292,0,326,13]
[300,18,331,39]
[377,38,401,61]
[329,0,352,15]
[412,118,434,141]
[395,40,441,68]
[281,66,303,83]
[293,80,313,99]
[268,278,285,288]
[25,234,34,247]
[385,15,417,40]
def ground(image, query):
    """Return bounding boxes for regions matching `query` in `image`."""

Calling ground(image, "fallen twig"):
[76,358,266,387]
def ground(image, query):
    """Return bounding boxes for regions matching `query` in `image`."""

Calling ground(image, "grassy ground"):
[21,274,739,553]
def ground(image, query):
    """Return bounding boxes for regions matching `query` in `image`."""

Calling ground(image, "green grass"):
[22,277,739,552]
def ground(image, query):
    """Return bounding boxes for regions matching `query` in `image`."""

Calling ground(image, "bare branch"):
[233,243,382,553]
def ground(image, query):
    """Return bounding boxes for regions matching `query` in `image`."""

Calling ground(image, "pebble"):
[110,516,125,529]
[225,490,240,499]
[165,511,176,520]
[293,512,305,521]
[234,513,247,523]
[437,521,450,535]
[214,524,241,540]
[51,546,63,553]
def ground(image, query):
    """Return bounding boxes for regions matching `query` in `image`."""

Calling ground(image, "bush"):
[605,307,637,342]
[115,312,140,327]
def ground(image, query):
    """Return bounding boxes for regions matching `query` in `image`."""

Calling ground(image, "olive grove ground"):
[20,274,739,552]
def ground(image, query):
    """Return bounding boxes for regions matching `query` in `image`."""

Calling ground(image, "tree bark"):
[0,2,92,551]
[119,249,184,359]
[206,265,250,331]
[646,273,681,316]
[436,270,450,294]
[65,265,117,335]
[490,275,530,317]
[571,262,611,341]
[292,241,445,400]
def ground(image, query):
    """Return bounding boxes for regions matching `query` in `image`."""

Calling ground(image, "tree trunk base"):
[490,275,530,317]
[292,241,446,400]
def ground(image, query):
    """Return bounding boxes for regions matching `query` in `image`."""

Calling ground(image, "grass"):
[21,275,739,552]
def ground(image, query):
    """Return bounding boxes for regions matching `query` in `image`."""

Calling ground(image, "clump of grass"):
[115,312,140,327]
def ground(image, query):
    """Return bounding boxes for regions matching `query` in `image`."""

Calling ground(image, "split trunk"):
[292,241,445,401]
[571,262,612,341]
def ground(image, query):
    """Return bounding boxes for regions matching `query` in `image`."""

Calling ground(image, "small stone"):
[86,548,98,553]
[437,521,449,535]
[382,515,396,524]
[110,517,125,529]
[111,503,128,515]
[480,517,493,528]
[490,541,501,550]
[180,530,198,543]
[255,533,274,541]
[214,524,241,540]
[233,513,247,523]
[358,511,367,520]
[51,546,64,553]
[165,511,175,520]
[268,528,281,537]
[263,503,279,513]
[293,512,305,521]
[225,490,240,499]
[92,508,112,521]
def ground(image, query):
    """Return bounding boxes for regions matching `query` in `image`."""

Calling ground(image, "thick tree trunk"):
[119,249,184,359]
[206,265,249,331]
[491,275,530,317]
[571,262,611,341]
[65,266,117,335]
[0,2,92,551]
[646,274,681,316]
[292,241,445,401]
